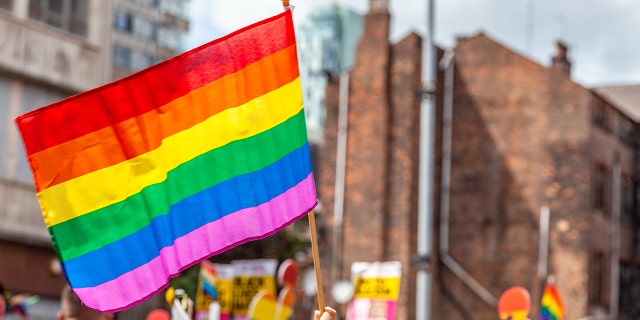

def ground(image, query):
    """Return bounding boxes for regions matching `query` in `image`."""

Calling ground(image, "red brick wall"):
[318,11,625,320]
[387,32,422,320]
[429,34,593,320]
[340,10,391,272]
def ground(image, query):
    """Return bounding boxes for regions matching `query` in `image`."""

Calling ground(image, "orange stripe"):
[29,45,299,191]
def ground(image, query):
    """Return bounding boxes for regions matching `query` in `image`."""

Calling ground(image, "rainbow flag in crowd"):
[14,9,315,312]
[539,282,564,320]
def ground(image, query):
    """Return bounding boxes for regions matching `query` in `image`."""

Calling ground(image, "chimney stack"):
[551,41,571,76]
[369,0,389,12]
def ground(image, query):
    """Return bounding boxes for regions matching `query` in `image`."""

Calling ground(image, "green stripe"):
[50,110,308,262]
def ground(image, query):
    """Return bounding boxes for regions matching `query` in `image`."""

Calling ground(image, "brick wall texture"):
[316,5,638,320]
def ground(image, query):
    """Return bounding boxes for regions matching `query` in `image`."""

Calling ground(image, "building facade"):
[111,0,189,80]
[316,1,640,319]
[0,0,189,319]
[0,0,113,318]
[317,2,422,319]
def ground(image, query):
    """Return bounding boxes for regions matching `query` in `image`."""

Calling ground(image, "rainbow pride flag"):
[14,9,316,312]
[539,282,564,320]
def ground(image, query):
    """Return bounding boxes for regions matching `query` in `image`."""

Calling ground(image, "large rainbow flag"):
[14,9,316,312]
[539,282,564,320]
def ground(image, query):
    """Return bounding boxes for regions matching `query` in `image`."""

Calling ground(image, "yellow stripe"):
[38,78,303,227]
[541,295,562,316]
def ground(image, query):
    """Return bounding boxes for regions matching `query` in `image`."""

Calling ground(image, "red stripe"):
[15,10,295,155]
[28,46,299,190]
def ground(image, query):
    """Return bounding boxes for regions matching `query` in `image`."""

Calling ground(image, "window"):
[132,16,154,40]
[29,0,87,36]
[0,0,13,11]
[115,11,132,32]
[593,163,610,214]
[157,27,180,51]
[130,50,154,71]
[158,0,184,18]
[618,260,640,319]
[589,251,608,306]
[621,174,634,220]
[113,45,131,69]
[593,99,611,132]
[618,116,637,146]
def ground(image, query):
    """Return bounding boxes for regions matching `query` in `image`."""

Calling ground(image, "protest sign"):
[347,261,402,320]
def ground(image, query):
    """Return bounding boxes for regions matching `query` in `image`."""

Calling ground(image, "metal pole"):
[332,71,349,284]
[610,157,621,319]
[416,0,435,319]
[538,206,550,281]
[438,49,453,255]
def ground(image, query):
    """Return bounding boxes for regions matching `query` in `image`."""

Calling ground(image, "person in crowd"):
[58,285,113,320]
[314,306,337,320]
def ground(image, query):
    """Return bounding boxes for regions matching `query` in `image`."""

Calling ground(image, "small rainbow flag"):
[540,282,564,320]
[14,9,316,312]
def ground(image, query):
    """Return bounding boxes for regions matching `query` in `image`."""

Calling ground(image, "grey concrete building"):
[0,0,113,318]
[0,0,189,319]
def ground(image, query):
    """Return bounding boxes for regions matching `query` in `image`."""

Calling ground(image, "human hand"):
[313,307,337,320]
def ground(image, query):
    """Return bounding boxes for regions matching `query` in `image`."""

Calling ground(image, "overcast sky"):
[187,0,640,88]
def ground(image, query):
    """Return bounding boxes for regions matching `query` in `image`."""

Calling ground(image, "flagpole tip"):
[282,0,290,8]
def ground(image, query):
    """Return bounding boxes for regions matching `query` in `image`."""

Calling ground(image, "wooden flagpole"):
[279,0,324,311]
[280,0,324,311]
[308,212,326,311]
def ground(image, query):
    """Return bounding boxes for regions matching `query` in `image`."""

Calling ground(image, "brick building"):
[315,1,640,319]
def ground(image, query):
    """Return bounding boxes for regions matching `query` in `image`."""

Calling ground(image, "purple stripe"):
[73,174,316,312]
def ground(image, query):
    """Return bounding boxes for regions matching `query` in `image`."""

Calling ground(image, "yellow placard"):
[216,279,234,314]
[353,277,401,300]
[232,276,276,316]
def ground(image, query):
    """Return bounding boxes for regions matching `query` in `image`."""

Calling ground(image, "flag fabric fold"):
[539,282,564,320]
[14,9,316,313]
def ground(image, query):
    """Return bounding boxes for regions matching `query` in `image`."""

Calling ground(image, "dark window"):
[115,11,132,32]
[593,99,611,132]
[28,0,87,36]
[0,0,13,11]
[618,260,640,319]
[618,116,637,146]
[621,174,634,220]
[589,251,608,306]
[594,163,610,214]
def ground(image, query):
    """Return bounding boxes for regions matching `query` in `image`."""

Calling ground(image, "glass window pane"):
[115,11,132,31]
[28,0,45,20]
[0,0,13,11]
[113,45,132,69]
[49,0,63,14]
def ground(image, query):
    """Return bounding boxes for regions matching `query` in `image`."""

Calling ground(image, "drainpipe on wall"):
[332,71,350,284]
[438,48,498,308]
[610,156,621,319]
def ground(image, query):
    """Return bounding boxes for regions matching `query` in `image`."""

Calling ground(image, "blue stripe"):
[203,282,218,298]
[63,143,312,288]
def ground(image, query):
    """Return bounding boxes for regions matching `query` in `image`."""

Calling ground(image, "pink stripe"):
[74,174,317,312]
